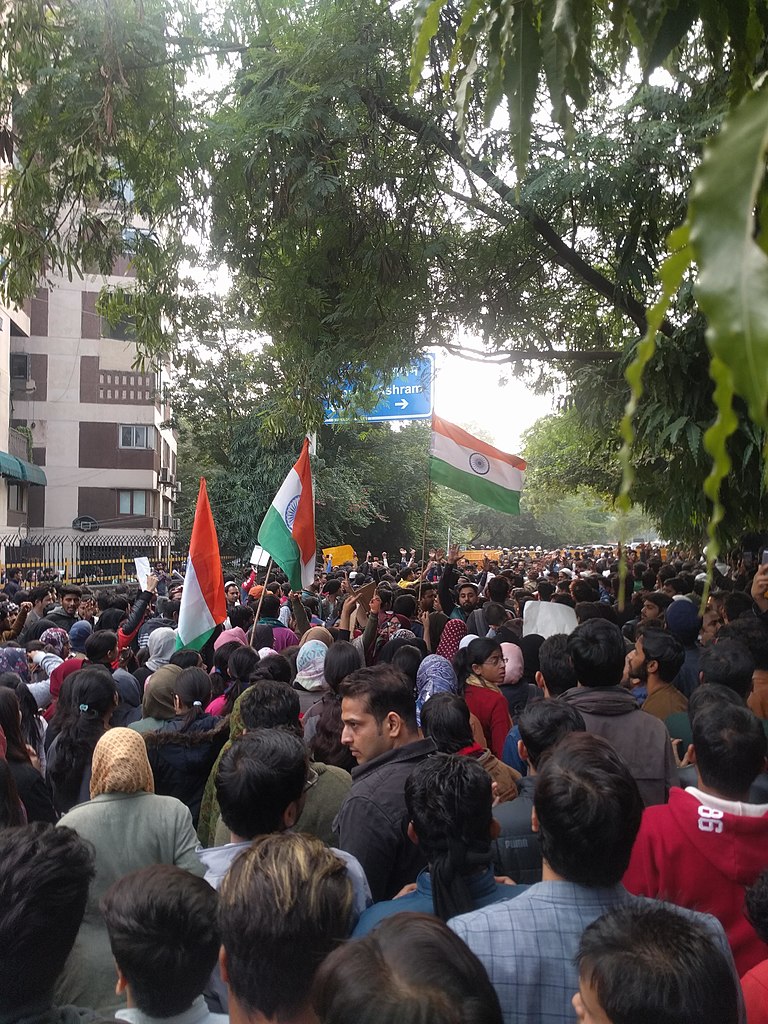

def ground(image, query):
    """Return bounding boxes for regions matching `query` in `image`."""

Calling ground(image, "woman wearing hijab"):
[415,655,487,747]
[436,619,468,661]
[56,727,203,1013]
[293,638,329,714]
[499,641,529,720]
[133,626,176,688]
[128,663,182,735]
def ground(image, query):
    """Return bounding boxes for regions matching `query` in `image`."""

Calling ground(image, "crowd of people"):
[1,539,768,1023]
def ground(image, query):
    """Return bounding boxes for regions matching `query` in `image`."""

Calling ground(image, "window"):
[7,483,27,513]
[118,490,146,516]
[119,425,153,449]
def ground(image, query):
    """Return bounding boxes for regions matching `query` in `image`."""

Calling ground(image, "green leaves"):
[691,84,768,433]
[410,0,449,95]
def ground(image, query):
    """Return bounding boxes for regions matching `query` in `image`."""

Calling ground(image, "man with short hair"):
[574,905,739,1024]
[335,664,436,901]
[46,584,83,632]
[493,700,586,884]
[450,733,738,1024]
[353,753,525,935]
[84,630,141,727]
[0,823,96,1024]
[627,629,687,720]
[254,594,299,650]
[217,833,353,1024]
[16,583,55,643]
[720,616,768,719]
[624,703,768,975]
[102,865,226,1024]
[138,599,181,648]
[438,544,480,621]
[560,619,676,805]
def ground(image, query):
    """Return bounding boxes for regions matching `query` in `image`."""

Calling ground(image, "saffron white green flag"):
[176,478,227,650]
[257,438,316,591]
[430,415,526,514]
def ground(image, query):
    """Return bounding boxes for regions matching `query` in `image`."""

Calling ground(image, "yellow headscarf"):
[89,727,155,798]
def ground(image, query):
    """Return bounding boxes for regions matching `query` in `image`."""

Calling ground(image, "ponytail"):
[174,667,212,729]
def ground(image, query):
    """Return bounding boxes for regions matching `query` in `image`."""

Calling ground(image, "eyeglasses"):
[304,767,319,792]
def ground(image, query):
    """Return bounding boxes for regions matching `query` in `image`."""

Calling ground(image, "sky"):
[432,346,554,456]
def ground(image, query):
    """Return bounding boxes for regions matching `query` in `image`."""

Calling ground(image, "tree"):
[3,0,768,550]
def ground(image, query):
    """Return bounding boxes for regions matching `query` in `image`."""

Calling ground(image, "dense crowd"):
[1,539,767,1024]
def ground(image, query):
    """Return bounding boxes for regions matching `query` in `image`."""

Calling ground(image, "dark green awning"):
[0,452,46,486]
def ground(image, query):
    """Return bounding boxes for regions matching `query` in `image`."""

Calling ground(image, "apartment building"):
[8,259,178,550]
[0,299,47,530]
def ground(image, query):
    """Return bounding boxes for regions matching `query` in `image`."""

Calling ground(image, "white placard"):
[249,544,271,567]
[134,556,151,591]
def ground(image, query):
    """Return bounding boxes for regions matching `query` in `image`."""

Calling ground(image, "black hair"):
[212,640,241,692]
[251,624,275,649]
[453,637,501,689]
[0,823,96,1012]
[94,607,128,632]
[692,703,767,799]
[28,584,53,606]
[699,639,754,699]
[405,755,493,920]
[223,646,261,715]
[339,665,418,732]
[420,693,474,754]
[174,667,212,729]
[238,680,301,734]
[169,649,201,670]
[216,729,308,839]
[260,594,281,619]
[256,652,292,684]
[229,605,255,631]
[391,645,423,689]
[484,603,509,628]
[577,905,739,1024]
[722,591,753,622]
[536,581,555,601]
[518,700,586,769]
[537,634,578,695]
[101,865,219,1018]
[0,672,43,754]
[324,641,361,694]
[312,913,503,1024]
[393,593,417,618]
[719,617,768,670]
[220,833,352,1021]
[746,869,768,945]
[686,683,745,727]
[47,666,117,811]
[534,732,643,886]
[566,619,626,688]
[59,585,82,599]
[638,630,685,683]
[84,629,118,663]
[0,689,32,764]
[0,761,23,826]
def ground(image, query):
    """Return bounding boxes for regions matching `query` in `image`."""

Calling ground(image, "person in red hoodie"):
[623,701,768,976]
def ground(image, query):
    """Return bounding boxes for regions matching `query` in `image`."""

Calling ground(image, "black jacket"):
[145,715,228,826]
[334,737,436,902]
[492,775,541,884]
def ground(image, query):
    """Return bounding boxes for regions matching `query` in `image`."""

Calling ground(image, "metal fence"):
[0,533,189,585]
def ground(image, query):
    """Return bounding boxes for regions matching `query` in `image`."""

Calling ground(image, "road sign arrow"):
[395,399,409,409]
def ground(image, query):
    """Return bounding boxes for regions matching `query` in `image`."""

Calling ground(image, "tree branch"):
[364,91,674,339]
[441,340,618,364]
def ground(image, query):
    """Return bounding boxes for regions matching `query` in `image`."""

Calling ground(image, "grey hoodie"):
[559,685,677,806]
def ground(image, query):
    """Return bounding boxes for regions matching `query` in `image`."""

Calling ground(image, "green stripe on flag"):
[258,504,302,591]
[430,456,521,515]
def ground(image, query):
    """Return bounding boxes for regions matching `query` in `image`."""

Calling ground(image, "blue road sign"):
[323,355,435,424]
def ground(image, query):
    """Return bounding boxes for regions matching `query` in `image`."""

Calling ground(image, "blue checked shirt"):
[449,881,741,1024]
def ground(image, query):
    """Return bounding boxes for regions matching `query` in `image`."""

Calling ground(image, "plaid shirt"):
[449,881,739,1024]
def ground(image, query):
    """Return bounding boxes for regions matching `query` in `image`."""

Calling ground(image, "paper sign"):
[134,557,151,591]
[249,544,271,567]
[322,544,356,566]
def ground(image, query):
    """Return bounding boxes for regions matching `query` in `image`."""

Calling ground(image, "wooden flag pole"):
[417,479,432,604]
[248,557,273,647]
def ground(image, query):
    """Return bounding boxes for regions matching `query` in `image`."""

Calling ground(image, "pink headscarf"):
[214,627,248,650]
[501,642,524,684]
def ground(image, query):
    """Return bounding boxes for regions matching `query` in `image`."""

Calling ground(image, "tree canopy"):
[2,0,768,548]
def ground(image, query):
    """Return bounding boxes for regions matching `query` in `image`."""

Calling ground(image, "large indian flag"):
[430,415,527,515]
[176,478,227,650]
[258,438,316,591]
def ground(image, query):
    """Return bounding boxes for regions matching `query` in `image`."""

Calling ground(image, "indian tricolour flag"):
[176,478,227,650]
[430,415,527,515]
[258,438,316,591]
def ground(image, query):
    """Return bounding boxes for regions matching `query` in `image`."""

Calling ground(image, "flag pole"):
[417,478,432,604]
[249,557,273,646]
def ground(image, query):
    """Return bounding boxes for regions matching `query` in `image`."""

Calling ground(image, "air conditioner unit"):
[172,481,181,496]
[172,517,181,532]
[159,467,171,484]
[161,514,174,529]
